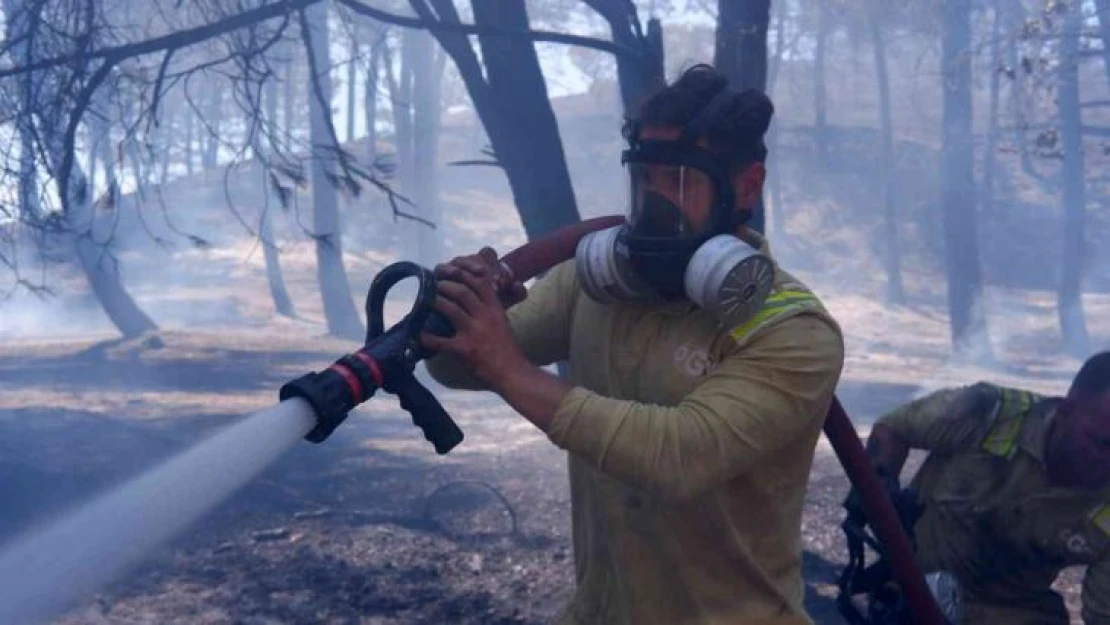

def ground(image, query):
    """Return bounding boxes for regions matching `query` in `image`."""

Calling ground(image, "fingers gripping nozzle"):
[281,261,464,454]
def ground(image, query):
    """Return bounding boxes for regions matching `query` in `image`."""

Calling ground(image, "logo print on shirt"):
[674,344,713,377]
[1061,528,1093,556]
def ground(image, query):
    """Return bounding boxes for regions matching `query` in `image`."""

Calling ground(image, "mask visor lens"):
[625,162,717,239]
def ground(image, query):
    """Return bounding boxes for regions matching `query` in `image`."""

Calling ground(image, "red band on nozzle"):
[327,364,363,402]
[352,351,384,388]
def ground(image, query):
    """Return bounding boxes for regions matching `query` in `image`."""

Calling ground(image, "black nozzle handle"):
[386,368,464,455]
[366,261,438,343]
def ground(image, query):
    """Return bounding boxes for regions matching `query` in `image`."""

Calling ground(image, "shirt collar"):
[1023,397,1062,466]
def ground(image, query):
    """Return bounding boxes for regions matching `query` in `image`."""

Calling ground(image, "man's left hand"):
[420,265,528,392]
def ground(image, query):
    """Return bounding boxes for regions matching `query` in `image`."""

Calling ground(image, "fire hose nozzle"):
[281,261,463,453]
[279,369,358,443]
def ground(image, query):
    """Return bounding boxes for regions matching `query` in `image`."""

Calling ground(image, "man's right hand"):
[434,247,527,309]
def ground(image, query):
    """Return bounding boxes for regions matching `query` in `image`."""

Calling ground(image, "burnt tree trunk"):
[1057,0,1091,356]
[584,0,665,114]
[419,0,580,238]
[813,0,829,164]
[184,102,194,175]
[38,112,158,338]
[940,0,992,359]
[365,26,382,165]
[305,1,364,340]
[347,37,358,143]
[714,0,770,92]
[10,0,40,222]
[387,30,415,196]
[259,55,296,318]
[203,87,222,170]
[767,0,786,238]
[284,37,298,149]
[714,0,771,234]
[1095,0,1110,88]
[413,39,446,265]
[870,9,905,304]
[1006,1,1033,178]
[91,89,119,211]
[981,2,1003,220]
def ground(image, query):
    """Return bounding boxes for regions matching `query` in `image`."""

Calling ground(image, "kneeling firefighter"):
[421,63,847,624]
[843,359,1110,625]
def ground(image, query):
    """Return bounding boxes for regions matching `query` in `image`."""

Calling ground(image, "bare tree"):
[1056,0,1090,356]
[980,1,1003,221]
[766,0,788,239]
[0,0,159,337]
[813,0,830,164]
[0,0,657,340]
[940,0,992,359]
[714,0,770,92]
[869,0,905,305]
[227,6,297,318]
[714,0,770,233]
[394,0,583,239]
[1095,0,1110,89]
[302,2,364,339]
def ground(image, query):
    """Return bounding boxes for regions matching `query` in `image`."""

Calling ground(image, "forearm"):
[866,423,911,478]
[492,360,574,434]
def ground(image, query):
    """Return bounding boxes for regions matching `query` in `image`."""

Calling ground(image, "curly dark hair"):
[623,63,774,165]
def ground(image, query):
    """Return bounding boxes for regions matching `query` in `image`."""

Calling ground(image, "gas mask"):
[575,87,775,328]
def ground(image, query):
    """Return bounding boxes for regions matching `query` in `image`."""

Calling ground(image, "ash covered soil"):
[0,328,1094,625]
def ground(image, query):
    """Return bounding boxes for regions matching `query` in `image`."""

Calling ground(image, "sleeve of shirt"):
[545,312,845,503]
[423,260,578,391]
[874,382,1000,454]
[1082,560,1110,624]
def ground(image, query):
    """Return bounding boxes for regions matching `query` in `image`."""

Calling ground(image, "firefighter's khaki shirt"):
[426,237,845,625]
[877,382,1110,624]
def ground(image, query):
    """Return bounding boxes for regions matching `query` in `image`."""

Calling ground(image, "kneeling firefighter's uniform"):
[847,382,1110,625]
[427,86,846,624]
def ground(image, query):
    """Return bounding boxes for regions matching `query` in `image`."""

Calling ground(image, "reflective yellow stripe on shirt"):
[729,289,821,343]
[1089,504,1110,537]
[981,388,1034,458]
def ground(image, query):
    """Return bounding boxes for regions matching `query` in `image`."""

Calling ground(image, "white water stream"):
[0,398,317,625]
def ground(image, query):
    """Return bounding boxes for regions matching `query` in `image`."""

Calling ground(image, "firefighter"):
[421,64,845,624]
[863,351,1110,624]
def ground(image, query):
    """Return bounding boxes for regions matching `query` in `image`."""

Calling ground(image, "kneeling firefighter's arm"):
[526,314,844,502]
[869,383,999,477]
[866,424,911,480]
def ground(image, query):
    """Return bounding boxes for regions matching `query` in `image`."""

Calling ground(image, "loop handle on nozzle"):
[366,261,439,344]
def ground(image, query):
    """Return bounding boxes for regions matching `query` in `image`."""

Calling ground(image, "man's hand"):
[433,247,527,309]
[423,247,573,434]
[421,256,529,392]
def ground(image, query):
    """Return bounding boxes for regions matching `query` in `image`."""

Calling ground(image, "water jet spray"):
[0,215,946,625]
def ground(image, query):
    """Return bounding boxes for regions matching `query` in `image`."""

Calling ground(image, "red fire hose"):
[501,215,947,625]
